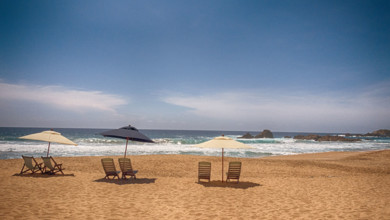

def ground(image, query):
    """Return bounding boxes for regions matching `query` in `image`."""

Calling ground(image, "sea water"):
[0,127,389,159]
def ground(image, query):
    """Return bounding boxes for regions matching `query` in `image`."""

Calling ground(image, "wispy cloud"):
[163,92,339,120]
[162,83,390,132]
[0,81,128,112]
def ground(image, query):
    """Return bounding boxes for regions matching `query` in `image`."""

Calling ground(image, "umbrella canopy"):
[195,135,253,182]
[196,136,252,149]
[19,130,77,156]
[100,125,154,157]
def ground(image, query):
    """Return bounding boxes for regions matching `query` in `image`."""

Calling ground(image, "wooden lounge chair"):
[101,158,120,179]
[41,156,64,175]
[198,161,211,182]
[226,161,241,183]
[118,158,138,180]
[20,155,43,174]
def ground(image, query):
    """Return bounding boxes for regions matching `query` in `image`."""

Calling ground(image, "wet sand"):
[0,150,389,219]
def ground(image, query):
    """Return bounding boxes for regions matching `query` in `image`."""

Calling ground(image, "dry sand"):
[0,150,389,219]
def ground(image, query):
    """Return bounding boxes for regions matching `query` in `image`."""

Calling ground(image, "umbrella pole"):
[47,142,51,157]
[222,148,224,182]
[124,138,129,158]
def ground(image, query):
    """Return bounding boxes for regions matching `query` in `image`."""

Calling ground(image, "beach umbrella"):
[100,125,154,157]
[195,135,253,182]
[19,130,77,157]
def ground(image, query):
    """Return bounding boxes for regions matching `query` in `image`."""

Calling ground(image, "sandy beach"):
[0,150,389,219]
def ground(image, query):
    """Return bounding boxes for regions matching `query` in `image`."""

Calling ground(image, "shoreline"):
[1,148,387,160]
[1,148,386,161]
[0,150,389,219]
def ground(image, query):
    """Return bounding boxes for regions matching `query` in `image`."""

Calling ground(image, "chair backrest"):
[198,161,211,177]
[22,156,35,170]
[227,161,241,178]
[42,157,55,170]
[101,158,117,174]
[118,158,134,173]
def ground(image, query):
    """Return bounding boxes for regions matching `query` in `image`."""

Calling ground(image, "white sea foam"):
[2,138,388,159]
[1,128,389,159]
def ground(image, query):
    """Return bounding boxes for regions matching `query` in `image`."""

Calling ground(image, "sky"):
[0,0,389,133]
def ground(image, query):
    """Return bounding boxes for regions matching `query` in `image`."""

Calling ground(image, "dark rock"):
[307,134,321,141]
[365,129,390,137]
[255,129,274,138]
[294,134,360,142]
[363,133,376,137]
[239,132,254,139]
[318,135,360,142]
[294,135,305,140]
[345,133,363,137]
[294,134,321,141]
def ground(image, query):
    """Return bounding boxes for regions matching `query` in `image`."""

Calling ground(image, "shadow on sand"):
[197,180,261,189]
[94,178,157,185]
[13,173,75,178]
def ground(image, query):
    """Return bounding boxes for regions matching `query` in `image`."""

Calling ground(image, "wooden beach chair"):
[226,161,241,183]
[101,158,120,179]
[198,161,211,182]
[118,158,138,180]
[41,156,64,175]
[20,155,43,174]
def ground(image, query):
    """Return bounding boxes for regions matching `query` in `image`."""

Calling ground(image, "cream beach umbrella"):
[19,130,77,156]
[195,135,253,182]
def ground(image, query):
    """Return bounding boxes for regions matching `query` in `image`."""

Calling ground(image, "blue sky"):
[1,0,389,133]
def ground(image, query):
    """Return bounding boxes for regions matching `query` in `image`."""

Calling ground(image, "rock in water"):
[255,129,274,138]
[317,135,360,142]
[293,134,321,141]
[294,134,360,142]
[366,129,390,137]
[239,132,254,139]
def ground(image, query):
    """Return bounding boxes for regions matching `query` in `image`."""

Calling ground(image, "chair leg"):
[20,164,26,174]
[105,175,112,179]
[35,165,41,174]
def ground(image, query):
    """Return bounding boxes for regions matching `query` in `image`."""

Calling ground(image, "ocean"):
[0,127,389,159]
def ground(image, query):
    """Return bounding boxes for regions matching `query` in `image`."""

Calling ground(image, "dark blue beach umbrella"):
[100,125,154,157]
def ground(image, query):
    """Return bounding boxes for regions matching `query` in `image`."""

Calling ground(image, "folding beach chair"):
[20,155,43,174]
[101,158,120,179]
[118,158,138,180]
[198,161,211,182]
[41,156,64,175]
[226,161,241,183]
